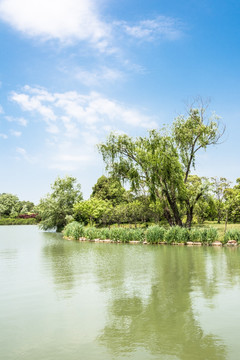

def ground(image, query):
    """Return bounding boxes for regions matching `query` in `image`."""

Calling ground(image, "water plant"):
[146,225,166,243]
[224,229,240,243]
[164,226,183,244]
[63,221,85,240]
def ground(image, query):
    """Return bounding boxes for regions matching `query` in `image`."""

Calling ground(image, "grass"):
[195,221,240,241]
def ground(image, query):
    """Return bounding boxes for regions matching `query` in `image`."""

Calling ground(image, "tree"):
[91,175,127,205]
[98,105,224,228]
[74,197,112,225]
[211,177,231,223]
[38,176,82,232]
[224,179,240,227]
[0,193,20,216]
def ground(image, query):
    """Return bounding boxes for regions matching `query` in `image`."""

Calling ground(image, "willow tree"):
[38,176,82,232]
[98,106,224,228]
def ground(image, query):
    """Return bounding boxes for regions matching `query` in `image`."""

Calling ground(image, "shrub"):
[63,221,84,240]
[224,229,240,243]
[189,228,202,242]
[198,228,218,244]
[84,227,99,240]
[205,227,218,244]
[146,225,166,243]
[0,217,38,225]
[164,226,183,244]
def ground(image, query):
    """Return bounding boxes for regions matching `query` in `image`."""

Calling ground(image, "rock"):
[212,241,222,246]
[186,242,193,246]
[129,241,140,244]
[193,242,202,246]
[227,240,238,246]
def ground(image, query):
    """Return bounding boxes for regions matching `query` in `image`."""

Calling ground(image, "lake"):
[1,225,240,360]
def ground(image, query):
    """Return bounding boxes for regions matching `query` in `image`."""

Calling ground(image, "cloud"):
[0,104,4,114]
[6,116,28,126]
[9,85,158,171]
[0,1,183,54]
[10,86,157,131]
[118,16,183,42]
[75,66,124,86]
[0,0,110,50]
[10,130,22,137]
[0,133,8,139]
[16,146,37,163]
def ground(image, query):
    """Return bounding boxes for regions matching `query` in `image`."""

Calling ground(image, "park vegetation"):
[0,193,38,225]
[2,104,240,241]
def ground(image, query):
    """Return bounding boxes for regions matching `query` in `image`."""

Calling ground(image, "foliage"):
[196,227,218,244]
[224,229,240,243]
[211,177,231,223]
[18,213,38,219]
[74,198,112,225]
[63,221,84,240]
[98,104,223,228]
[38,176,82,232]
[146,225,166,243]
[91,175,127,205]
[189,228,202,242]
[0,217,37,225]
[0,193,20,216]
[164,226,189,244]
[84,227,99,240]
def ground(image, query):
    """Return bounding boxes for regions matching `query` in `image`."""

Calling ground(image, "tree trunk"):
[186,207,193,228]
[224,210,228,233]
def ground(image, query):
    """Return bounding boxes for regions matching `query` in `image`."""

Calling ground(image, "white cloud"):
[10,130,22,137]
[16,146,37,163]
[6,116,28,126]
[10,85,158,171]
[118,16,183,42]
[0,104,4,114]
[0,133,8,139]
[75,66,124,86]
[10,86,157,131]
[16,147,26,155]
[0,0,110,50]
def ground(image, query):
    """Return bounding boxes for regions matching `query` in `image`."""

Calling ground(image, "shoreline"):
[63,236,238,247]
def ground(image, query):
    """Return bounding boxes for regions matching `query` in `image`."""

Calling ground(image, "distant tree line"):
[0,193,36,218]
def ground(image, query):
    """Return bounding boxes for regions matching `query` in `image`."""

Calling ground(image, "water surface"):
[1,225,240,359]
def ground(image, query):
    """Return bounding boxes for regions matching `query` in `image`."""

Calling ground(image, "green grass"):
[195,221,240,241]
[0,217,38,225]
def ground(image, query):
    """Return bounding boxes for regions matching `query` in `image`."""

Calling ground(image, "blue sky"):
[0,0,240,203]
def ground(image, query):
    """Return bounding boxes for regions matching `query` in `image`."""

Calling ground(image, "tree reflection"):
[98,246,227,359]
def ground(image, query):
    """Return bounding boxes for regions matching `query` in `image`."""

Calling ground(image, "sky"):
[0,0,240,203]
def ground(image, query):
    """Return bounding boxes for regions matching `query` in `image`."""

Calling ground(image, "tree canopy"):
[38,176,83,231]
[98,106,224,228]
[91,175,127,205]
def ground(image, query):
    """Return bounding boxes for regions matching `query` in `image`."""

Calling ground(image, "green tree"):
[38,176,82,232]
[19,200,35,213]
[74,197,112,225]
[98,106,223,228]
[211,177,231,223]
[224,179,240,226]
[91,175,127,205]
[0,193,20,216]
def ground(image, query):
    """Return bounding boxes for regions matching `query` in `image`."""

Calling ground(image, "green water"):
[1,226,240,359]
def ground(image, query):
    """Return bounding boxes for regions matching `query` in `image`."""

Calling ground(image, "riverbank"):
[64,235,239,247]
[63,222,240,246]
